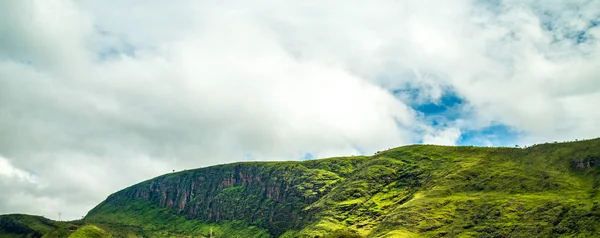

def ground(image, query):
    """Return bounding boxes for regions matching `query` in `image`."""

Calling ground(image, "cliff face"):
[87,159,366,235]
[84,138,600,237]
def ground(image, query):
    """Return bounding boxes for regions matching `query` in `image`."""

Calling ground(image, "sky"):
[0,0,599,220]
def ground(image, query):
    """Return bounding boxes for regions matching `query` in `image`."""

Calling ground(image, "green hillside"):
[2,139,600,237]
[0,214,77,237]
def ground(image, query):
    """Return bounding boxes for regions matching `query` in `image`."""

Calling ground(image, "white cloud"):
[0,156,36,183]
[422,128,462,146]
[0,0,599,220]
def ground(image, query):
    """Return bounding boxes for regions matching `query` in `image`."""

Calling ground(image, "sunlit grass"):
[2,138,599,237]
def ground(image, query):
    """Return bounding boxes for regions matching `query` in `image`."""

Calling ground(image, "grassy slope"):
[306,141,600,237]
[68,225,112,238]
[0,213,266,238]
[85,198,271,238]
[0,214,78,237]
[2,139,600,237]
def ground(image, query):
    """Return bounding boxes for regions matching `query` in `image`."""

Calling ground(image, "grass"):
[68,225,111,238]
[2,138,600,237]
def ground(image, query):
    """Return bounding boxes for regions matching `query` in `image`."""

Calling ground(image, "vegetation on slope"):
[0,214,77,237]
[2,138,599,237]
[68,225,112,238]
[0,213,266,238]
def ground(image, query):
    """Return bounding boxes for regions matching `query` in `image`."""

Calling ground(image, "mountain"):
[1,138,600,237]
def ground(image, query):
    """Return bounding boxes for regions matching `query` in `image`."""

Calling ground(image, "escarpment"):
[87,159,365,235]
[83,138,600,237]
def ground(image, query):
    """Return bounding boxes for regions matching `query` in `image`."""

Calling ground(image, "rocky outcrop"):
[88,161,354,235]
[572,156,598,169]
[72,138,600,237]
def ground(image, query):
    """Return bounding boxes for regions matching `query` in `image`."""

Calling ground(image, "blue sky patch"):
[393,85,521,147]
[301,153,314,161]
[413,91,464,115]
[459,124,520,147]
[394,86,467,126]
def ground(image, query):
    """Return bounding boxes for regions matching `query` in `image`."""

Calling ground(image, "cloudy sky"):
[1,0,599,220]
